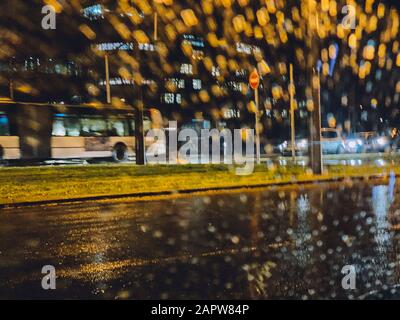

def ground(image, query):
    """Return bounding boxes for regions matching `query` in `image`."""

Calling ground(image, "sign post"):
[249,69,261,164]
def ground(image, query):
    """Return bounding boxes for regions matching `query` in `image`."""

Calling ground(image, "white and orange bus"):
[0,100,150,162]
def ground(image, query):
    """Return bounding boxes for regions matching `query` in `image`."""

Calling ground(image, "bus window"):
[0,113,10,136]
[108,118,129,136]
[130,117,152,135]
[80,116,107,137]
[129,118,152,134]
[52,115,81,137]
[65,117,81,136]
[52,117,66,136]
[130,119,135,133]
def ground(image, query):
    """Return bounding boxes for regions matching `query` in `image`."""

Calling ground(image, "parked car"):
[342,133,366,153]
[278,128,347,155]
[320,128,347,154]
[355,132,391,153]
[277,137,308,156]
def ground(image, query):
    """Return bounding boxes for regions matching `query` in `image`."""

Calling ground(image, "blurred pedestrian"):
[389,127,400,152]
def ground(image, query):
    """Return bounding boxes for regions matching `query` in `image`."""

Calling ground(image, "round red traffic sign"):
[249,69,260,90]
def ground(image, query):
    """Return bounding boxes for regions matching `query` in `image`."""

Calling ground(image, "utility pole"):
[104,53,111,104]
[307,1,323,174]
[289,64,296,161]
[309,67,323,174]
[134,87,145,165]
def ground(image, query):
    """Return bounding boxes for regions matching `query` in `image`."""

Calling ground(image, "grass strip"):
[0,163,397,205]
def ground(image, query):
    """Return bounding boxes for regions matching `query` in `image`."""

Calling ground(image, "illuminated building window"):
[182,34,205,48]
[236,42,261,54]
[99,78,134,86]
[212,66,220,77]
[178,79,185,89]
[142,79,156,86]
[162,93,182,104]
[55,64,68,75]
[226,81,243,92]
[192,50,204,60]
[24,57,37,71]
[138,43,156,51]
[99,77,154,86]
[223,109,241,119]
[95,42,134,51]
[193,79,202,90]
[180,63,193,75]
[163,93,175,104]
[82,4,104,20]
[235,69,247,77]
[166,78,185,89]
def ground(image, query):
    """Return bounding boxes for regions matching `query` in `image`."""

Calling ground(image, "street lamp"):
[102,42,128,104]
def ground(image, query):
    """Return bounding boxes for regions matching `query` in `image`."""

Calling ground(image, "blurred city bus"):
[0,100,151,162]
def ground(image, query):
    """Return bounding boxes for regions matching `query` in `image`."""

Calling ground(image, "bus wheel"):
[112,143,128,162]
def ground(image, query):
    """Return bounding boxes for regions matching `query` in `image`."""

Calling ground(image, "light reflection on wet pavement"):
[0,179,400,299]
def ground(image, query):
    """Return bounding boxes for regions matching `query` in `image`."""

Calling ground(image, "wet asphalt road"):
[1,179,400,299]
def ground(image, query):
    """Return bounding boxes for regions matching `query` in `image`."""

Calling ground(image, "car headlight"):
[376,137,387,145]
[278,141,288,150]
[296,140,308,149]
[348,141,357,148]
